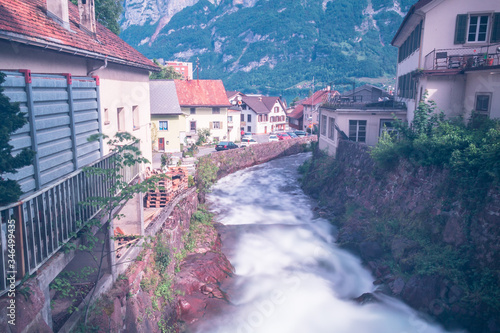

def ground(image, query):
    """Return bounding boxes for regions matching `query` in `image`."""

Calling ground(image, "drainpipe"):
[87,56,108,76]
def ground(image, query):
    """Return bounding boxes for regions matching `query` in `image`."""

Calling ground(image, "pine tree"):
[0,73,34,206]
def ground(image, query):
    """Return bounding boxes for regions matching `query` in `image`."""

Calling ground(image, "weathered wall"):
[303,140,500,332]
[198,136,316,180]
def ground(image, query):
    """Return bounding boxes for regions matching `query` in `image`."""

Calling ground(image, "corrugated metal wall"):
[1,71,102,195]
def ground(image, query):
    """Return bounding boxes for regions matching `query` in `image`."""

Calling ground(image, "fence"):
[424,45,500,70]
[0,151,140,296]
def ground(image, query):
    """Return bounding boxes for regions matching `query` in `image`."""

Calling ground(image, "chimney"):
[46,0,70,30]
[78,0,97,35]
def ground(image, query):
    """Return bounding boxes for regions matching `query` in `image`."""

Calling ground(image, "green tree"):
[70,0,123,35]
[0,73,34,206]
[149,60,183,80]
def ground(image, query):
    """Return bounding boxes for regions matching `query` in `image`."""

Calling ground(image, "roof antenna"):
[196,57,200,81]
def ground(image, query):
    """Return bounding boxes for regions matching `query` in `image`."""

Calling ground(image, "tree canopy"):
[149,60,183,80]
[0,73,34,206]
[70,0,123,35]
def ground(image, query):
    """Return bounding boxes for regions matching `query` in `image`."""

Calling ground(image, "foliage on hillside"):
[371,96,500,205]
[121,0,416,101]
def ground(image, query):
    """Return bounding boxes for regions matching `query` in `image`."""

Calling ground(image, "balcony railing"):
[424,45,500,71]
[322,99,406,110]
[0,151,140,296]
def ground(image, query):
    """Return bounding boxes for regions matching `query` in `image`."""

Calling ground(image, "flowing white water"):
[198,153,461,333]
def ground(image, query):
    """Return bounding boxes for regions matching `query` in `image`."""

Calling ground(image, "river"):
[195,152,461,333]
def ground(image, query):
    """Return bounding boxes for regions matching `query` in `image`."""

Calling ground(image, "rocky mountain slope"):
[120,0,416,99]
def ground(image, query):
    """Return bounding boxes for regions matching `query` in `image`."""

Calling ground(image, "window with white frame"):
[212,121,221,129]
[133,105,139,130]
[228,116,233,122]
[328,117,335,140]
[190,107,196,114]
[190,121,196,132]
[104,108,110,125]
[349,120,367,143]
[247,114,251,122]
[212,107,220,114]
[159,121,168,131]
[475,93,491,115]
[117,107,125,131]
[468,15,489,42]
[320,115,327,136]
[379,119,399,139]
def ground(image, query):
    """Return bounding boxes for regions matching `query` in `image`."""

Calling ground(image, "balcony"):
[424,45,500,71]
[322,99,407,111]
[0,152,140,296]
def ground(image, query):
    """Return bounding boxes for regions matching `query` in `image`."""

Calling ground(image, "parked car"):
[287,131,298,138]
[276,132,291,140]
[268,134,279,142]
[240,138,258,147]
[294,130,307,137]
[215,141,239,151]
[242,132,253,140]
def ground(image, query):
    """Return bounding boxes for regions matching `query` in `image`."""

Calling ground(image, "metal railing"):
[0,152,140,296]
[321,100,406,110]
[424,45,500,70]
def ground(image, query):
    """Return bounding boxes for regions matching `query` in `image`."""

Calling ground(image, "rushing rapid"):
[197,153,460,333]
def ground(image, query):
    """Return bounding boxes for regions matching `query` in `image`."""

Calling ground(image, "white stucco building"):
[392,0,500,121]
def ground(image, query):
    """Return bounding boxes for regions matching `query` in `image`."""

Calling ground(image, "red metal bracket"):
[92,75,100,86]
[18,69,31,84]
[62,73,72,85]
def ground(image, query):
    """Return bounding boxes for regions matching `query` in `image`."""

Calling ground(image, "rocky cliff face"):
[302,140,500,333]
[120,0,414,99]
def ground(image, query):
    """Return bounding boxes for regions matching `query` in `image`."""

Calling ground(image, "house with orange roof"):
[0,0,159,165]
[174,79,232,144]
[0,0,159,328]
[287,104,304,130]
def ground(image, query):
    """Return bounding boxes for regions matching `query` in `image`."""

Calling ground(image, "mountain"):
[120,0,416,101]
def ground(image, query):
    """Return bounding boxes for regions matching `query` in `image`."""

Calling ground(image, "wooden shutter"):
[220,122,223,130]
[209,121,213,129]
[454,14,468,44]
[491,13,500,43]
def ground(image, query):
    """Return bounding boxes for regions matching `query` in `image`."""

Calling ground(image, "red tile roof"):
[302,89,339,106]
[287,104,303,119]
[0,0,158,71]
[174,79,232,107]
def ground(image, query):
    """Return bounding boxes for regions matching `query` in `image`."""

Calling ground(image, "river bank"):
[300,140,500,333]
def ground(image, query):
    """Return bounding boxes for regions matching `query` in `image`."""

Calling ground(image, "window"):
[190,121,196,132]
[274,107,279,113]
[349,120,367,143]
[104,108,110,125]
[190,108,196,114]
[320,115,327,136]
[475,93,491,115]
[212,121,221,129]
[468,15,489,42]
[264,114,268,121]
[259,115,263,122]
[133,105,139,130]
[212,107,220,114]
[117,107,124,131]
[247,114,251,122]
[328,117,335,140]
[398,20,422,63]
[247,126,251,132]
[241,114,244,122]
[397,71,416,99]
[228,116,233,122]
[379,119,399,139]
[455,13,500,44]
[159,121,168,131]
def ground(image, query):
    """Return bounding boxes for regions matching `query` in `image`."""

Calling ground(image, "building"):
[392,0,500,122]
[227,105,242,142]
[318,87,406,155]
[150,80,184,152]
[228,93,288,134]
[287,104,304,130]
[174,79,232,144]
[302,88,339,132]
[162,60,193,80]
[0,0,158,327]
